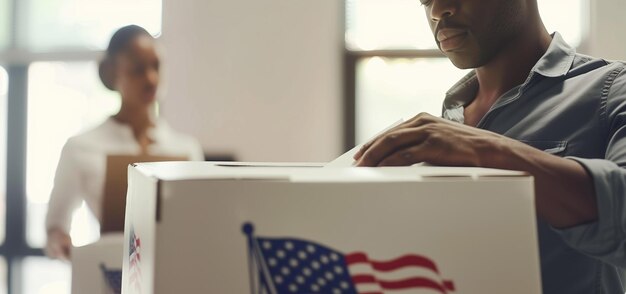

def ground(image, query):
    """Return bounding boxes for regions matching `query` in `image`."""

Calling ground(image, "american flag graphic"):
[243,223,455,294]
[100,263,122,294]
[128,228,142,293]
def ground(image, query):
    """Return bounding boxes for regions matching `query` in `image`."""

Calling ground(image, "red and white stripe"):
[129,236,143,293]
[346,252,455,294]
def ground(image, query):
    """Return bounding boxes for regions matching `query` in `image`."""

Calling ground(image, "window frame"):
[2,1,41,292]
[343,48,444,150]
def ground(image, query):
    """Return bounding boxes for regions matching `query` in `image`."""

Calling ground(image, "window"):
[1,1,162,293]
[21,257,70,294]
[356,57,467,143]
[345,0,588,147]
[26,62,118,248]
[16,0,162,51]
[0,0,9,50]
[346,0,436,51]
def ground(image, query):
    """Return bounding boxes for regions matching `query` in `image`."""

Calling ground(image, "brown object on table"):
[101,154,187,233]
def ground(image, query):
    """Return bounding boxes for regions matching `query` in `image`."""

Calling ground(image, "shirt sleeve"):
[45,139,83,234]
[553,66,626,268]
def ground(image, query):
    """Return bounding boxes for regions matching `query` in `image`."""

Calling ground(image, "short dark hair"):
[99,25,153,90]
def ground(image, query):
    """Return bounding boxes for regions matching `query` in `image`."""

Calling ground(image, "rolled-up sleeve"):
[555,158,626,268]
[45,139,83,234]
[553,67,626,268]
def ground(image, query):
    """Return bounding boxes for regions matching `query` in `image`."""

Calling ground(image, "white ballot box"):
[122,162,541,294]
[72,233,124,294]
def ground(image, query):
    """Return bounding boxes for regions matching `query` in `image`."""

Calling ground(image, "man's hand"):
[352,112,598,228]
[45,228,72,261]
[354,113,506,167]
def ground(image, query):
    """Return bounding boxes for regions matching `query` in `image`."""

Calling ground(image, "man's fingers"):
[354,140,374,161]
[353,124,407,160]
[378,145,426,167]
[356,127,430,167]
[354,113,436,161]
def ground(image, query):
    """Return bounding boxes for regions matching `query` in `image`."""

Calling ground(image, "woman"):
[45,25,204,260]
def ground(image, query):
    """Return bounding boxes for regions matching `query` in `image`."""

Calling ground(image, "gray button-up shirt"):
[443,33,626,294]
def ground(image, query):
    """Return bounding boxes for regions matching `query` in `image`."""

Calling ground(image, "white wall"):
[589,0,626,60]
[159,0,343,162]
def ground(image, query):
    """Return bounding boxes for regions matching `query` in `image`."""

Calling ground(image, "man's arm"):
[353,112,597,229]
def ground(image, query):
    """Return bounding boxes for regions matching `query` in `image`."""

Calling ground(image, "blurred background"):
[1,0,625,293]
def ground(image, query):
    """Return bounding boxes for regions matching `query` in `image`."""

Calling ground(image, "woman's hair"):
[99,25,153,90]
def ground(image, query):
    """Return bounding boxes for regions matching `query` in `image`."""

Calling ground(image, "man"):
[354,0,626,293]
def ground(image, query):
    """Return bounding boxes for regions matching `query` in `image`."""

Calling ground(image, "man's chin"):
[446,53,482,70]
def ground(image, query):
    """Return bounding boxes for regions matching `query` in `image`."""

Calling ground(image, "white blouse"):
[45,117,204,234]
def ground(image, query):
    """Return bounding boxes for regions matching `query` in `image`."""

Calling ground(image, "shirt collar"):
[443,71,478,110]
[532,32,576,78]
[443,32,576,111]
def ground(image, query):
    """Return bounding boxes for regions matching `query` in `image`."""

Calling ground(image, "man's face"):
[422,0,528,69]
